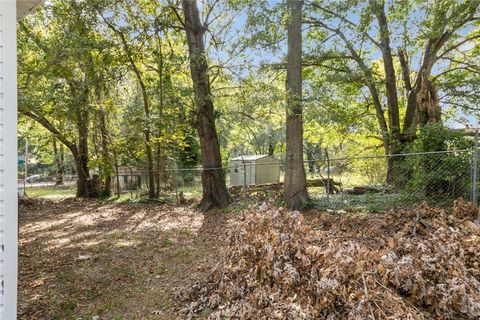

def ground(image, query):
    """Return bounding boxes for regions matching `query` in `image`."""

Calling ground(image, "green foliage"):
[17,0,480,202]
[406,125,473,201]
[416,124,472,152]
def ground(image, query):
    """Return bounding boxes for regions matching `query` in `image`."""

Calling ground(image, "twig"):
[412,210,420,236]
[373,277,425,319]
[313,236,379,247]
[362,273,376,319]
[362,272,369,300]
[419,219,435,231]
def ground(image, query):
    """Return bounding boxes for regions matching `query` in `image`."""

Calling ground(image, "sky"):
[38,0,480,130]
[204,1,479,130]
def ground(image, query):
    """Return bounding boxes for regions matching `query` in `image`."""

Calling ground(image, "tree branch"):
[437,34,480,59]
[20,109,78,155]
[306,1,381,47]
[308,18,389,142]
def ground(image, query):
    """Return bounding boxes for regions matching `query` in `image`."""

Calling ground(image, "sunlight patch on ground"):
[112,239,140,248]
[125,206,204,234]
[21,210,89,234]
[18,199,232,319]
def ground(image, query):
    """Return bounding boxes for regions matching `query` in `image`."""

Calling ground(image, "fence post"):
[241,156,246,189]
[172,168,178,203]
[115,161,120,198]
[325,148,330,207]
[24,137,28,196]
[128,166,133,199]
[472,128,479,205]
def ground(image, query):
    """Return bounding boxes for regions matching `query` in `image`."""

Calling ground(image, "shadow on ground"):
[18,198,234,320]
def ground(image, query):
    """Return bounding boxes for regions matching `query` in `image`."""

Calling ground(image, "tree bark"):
[115,158,121,198]
[99,109,112,197]
[370,0,400,138]
[93,78,113,198]
[155,141,166,197]
[76,108,93,197]
[417,75,441,126]
[155,32,165,198]
[370,0,408,185]
[268,143,275,156]
[398,48,412,93]
[284,0,308,210]
[182,0,231,211]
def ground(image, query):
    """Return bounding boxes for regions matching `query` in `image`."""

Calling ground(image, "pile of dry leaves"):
[179,199,480,319]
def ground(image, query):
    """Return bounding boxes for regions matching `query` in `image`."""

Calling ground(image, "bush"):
[405,125,473,202]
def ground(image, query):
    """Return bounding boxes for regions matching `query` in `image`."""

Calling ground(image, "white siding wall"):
[0,1,18,319]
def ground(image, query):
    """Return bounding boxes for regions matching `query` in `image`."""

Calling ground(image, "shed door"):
[236,161,254,186]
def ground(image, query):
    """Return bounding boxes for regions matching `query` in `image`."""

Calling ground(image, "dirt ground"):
[18,198,236,320]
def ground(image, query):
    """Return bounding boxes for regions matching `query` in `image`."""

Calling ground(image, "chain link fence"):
[21,148,479,212]
[303,149,474,212]
[108,149,477,212]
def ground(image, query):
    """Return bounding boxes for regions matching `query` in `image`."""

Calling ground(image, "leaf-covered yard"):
[18,199,234,320]
[18,196,480,319]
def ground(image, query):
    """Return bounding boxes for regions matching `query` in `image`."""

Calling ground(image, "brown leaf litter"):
[180,199,480,319]
[18,198,235,319]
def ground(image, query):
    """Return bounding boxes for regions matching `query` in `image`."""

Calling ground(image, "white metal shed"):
[230,155,280,187]
[1,1,45,319]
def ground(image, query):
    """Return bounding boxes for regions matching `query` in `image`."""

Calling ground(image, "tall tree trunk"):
[370,0,406,185]
[155,142,164,197]
[284,0,308,210]
[144,123,156,198]
[94,78,113,198]
[109,132,121,198]
[182,0,231,211]
[99,109,112,197]
[371,0,400,138]
[53,138,64,186]
[59,142,65,182]
[268,143,275,156]
[155,32,165,198]
[102,18,156,199]
[417,75,441,127]
[115,158,121,198]
[76,108,92,197]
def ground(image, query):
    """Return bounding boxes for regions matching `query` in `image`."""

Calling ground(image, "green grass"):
[25,185,77,198]
[161,238,175,247]
[309,190,456,213]
[110,231,129,239]
[176,185,203,198]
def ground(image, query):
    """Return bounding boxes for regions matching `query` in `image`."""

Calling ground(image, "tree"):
[305,0,480,183]
[181,0,231,211]
[18,1,100,197]
[100,10,157,199]
[285,0,308,210]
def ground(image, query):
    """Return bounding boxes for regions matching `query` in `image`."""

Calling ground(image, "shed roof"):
[231,155,273,161]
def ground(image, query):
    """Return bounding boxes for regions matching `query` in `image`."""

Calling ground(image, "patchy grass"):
[18,198,236,319]
[309,190,455,213]
[25,185,77,199]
